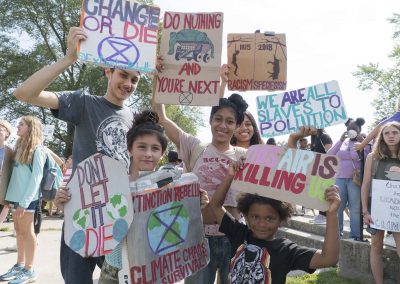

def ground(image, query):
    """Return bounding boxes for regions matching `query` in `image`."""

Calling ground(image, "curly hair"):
[372,121,400,160]
[14,116,43,164]
[127,110,168,153]
[210,93,248,125]
[237,193,294,222]
[231,111,264,146]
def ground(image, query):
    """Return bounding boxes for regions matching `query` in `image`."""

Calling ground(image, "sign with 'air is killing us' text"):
[256,80,348,137]
[232,145,339,211]
[78,0,160,72]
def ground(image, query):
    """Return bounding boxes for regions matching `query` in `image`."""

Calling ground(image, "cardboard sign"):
[256,80,347,138]
[121,173,209,283]
[154,12,223,106]
[64,153,133,257]
[78,0,160,72]
[227,33,287,91]
[231,145,339,211]
[371,179,400,232]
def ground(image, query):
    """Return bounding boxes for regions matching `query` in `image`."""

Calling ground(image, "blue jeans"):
[336,178,361,238]
[60,224,104,284]
[185,235,231,284]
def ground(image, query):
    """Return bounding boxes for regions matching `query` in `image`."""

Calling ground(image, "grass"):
[0,227,10,232]
[287,269,360,284]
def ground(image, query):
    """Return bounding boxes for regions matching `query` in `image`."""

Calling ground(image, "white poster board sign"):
[256,80,348,137]
[371,179,400,232]
[64,153,133,257]
[78,0,160,72]
[231,145,339,211]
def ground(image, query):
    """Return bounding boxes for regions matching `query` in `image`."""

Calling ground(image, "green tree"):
[353,13,400,126]
[0,0,203,156]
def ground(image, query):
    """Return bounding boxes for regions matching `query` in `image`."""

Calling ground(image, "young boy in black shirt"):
[208,159,341,283]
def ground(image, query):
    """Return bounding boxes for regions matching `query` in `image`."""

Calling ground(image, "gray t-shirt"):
[51,90,133,170]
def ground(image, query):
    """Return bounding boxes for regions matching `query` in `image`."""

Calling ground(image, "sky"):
[154,0,400,144]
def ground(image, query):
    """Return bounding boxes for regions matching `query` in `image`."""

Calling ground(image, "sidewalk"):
[0,215,101,283]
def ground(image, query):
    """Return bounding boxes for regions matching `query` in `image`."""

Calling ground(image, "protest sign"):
[154,12,223,106]
[227,33,287,91]
[231,145,339,211]
[371,179,400,232]
[256,80,347,137]
[120,173,209,283]
[64,153,133,257]
[78,0,160,72]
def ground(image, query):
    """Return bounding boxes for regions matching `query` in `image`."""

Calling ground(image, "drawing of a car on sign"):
[168,29,214,63]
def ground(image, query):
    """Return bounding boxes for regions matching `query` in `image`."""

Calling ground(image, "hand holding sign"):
[67,27,88,62]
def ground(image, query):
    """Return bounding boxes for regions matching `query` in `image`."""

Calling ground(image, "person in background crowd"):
[231,111,264,148]
[0,119,13,225]
[355,96,400,152]
[0,116,46,283]
[328,118,366,239]
[361,121,400,284]
[310,128,333,224]
[266,137,277,145]
[299,138,309,150]
[159,150,182,170]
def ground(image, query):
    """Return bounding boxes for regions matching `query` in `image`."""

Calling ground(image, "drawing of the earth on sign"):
[147,201,189,255]
[106,194,129,220]
[72,208,91,230]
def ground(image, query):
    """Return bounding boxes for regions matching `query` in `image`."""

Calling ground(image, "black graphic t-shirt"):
[52,90,133,170]
[220,212,316,284]
[374,158,400,181]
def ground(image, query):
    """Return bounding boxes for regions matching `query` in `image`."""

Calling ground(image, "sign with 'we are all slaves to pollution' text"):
[232,145,339,211]
[256,80,347,138]
[79,0,160,72]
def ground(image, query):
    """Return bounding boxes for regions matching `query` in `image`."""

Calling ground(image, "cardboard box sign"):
[227,33,287,91]
[154,12,224,106]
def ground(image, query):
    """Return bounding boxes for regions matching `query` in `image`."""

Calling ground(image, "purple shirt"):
[327,139,361,178]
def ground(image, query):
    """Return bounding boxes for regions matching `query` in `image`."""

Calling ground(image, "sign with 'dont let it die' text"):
[64,153,133,257]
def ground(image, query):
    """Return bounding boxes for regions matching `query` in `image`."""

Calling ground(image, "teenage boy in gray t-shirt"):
[13,27,141,284]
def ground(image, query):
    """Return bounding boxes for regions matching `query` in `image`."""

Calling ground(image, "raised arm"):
[361,154,374,225]
[355,126,381,151]
[287,126,316,148]
[208,159,243,224]
[219,64,229,98]
[151,77,183,148]
[308,185,340,268]
[13,27,87,109]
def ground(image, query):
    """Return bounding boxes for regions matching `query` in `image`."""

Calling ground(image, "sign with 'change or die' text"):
[256,80,348,137]
[232,145,339,211]
[79,0,160,72]
[64,154,133,257]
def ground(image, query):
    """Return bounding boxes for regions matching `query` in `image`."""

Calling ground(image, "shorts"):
[8,199,39,213]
